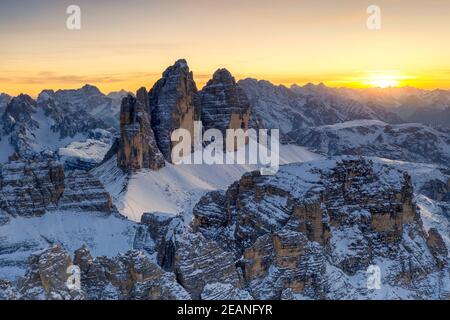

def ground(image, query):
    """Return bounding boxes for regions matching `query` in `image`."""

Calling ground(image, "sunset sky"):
[1,0,450,96]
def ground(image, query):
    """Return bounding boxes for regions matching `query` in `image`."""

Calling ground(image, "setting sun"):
[368,78,399,88]
[361,73,405,88]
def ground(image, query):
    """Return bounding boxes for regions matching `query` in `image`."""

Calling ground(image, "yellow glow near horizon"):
[368,78,399,88]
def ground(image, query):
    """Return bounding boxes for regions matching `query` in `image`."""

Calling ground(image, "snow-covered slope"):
[0,211,137,280]
[93,144,321,222]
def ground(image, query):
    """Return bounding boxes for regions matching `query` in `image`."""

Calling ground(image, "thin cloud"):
[0,71,163,85]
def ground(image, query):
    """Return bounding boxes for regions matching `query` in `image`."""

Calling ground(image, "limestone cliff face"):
[0,158,116,222]
[193,158,450,299]
[0,159,64,218]
[15,245,190,300]
[113,60,255,169]
[134,212,252,300]
[200,69,251,142]
[149,59,201,162]
[117,88,165,172]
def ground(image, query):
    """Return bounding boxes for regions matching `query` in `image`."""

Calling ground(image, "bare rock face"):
[2,94,39,134]
[117,87,165,172]
[1,95,40,157]
[57,170,115,213]
[0,280,19,300]
[73,247,190,300]
[136,212,184,271]
[13,245,190,300]
[135,213,250,300]
[17,245,84,300]
[149,59,201,162]
[200,69,250,140]
[420,178,450,202]
[201,283,253,300]
[0,158,117,218]
[0,93,11,112]
[426,228,448,269]
[174,233,243,299]
[0,159,64,217]
[193,157,449,299]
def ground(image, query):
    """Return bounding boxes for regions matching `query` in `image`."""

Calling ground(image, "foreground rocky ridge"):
[1,157,450,299]
[193,158,450,299]
[118,88,165,171]
[2,157,449,299]
[0,158,115,222]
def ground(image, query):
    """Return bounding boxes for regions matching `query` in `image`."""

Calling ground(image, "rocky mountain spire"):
[149,59,201,162]
[2,94,38,131]
[200,68,251,136]
[117,87,165,171]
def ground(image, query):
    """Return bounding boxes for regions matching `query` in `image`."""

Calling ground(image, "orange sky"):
[1,0,450,96]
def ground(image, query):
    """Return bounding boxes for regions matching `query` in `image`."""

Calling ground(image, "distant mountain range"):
[239,79,450,137]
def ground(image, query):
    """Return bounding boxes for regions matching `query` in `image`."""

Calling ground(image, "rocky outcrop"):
[149,59,201,162]
[426,228,448,269]
[135,213,252,300]
[200,69,250,144]
[0,158,117,217]
[174,233,244,299]
[37,84,120,130]
[0,280,18,300]
[13,245,190,300]
[17,245,83,300]
[117,88,164,171]
[136,212,184,271]
[1,95,40,157]
[112,61,257,168]
[2,157,450,300]
[76,248,190,300]
[193,157,450,299]
[57,170,115,213]
[2,94,39,134]
[420,178,450,202]
[0,159,65,217]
